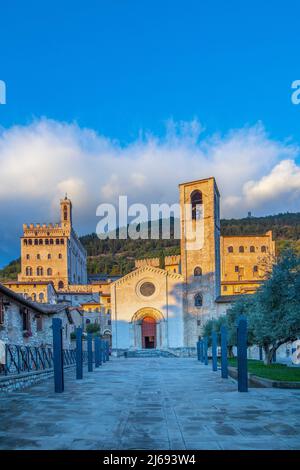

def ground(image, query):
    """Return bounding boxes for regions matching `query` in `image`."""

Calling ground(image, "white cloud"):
[0,117,299,265]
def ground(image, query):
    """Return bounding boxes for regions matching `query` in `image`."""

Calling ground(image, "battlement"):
[135,255,181,269]
[164,255,181,266]
[23,222,62,231]
[135,258,160,269]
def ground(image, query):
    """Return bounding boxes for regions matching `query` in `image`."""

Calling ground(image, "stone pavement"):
[0,357,299,450]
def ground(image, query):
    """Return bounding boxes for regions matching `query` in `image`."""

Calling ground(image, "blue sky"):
[0,1,300,266]
[1,0,300,141]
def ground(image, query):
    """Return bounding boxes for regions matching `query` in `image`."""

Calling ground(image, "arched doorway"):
[141,316,156,349]
[131,308,165,349]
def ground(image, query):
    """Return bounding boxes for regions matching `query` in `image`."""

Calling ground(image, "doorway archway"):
[131,308,165,349]
[141,316,156,349]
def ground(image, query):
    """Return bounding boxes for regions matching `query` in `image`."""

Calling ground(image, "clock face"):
[139,281,156,297]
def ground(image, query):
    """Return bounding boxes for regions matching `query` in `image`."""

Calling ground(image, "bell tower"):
[179,177,221,346]
[60,196,72,232]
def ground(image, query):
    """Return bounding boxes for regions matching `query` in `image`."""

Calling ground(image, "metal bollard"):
[76,327,83,379]
[87,333,93,372]
[237,316,248,392]
[212,331,218,372]
[52,318,64,393]
[221,325,228,379]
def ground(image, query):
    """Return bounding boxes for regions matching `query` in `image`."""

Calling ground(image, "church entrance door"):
[141,316,156,349]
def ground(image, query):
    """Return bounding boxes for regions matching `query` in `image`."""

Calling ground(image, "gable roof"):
[112,265,184,287]
[0,283,69,315]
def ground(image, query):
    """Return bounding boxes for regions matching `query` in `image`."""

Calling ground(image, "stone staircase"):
[125,349,178,358]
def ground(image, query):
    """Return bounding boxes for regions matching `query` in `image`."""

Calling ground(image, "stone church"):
[111,177,275,353]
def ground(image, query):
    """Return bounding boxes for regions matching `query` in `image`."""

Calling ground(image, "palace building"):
[18,197,87,291]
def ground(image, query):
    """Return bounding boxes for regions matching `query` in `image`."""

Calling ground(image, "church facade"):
[111,177,275,353]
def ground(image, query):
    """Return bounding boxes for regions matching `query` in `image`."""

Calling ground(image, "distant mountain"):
[1,212,300,280]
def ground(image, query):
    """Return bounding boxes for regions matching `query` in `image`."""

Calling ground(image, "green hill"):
[1,212,300,280]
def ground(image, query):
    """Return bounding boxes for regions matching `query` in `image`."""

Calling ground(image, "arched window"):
[45,239,49,245]
[50,239,54,245]
[194,293,203,307]
[37,254,40,260]
[37,266,43,276]
[261,245,267,253]
[60,238,64,244]
[191,190,203,220]
[250,246,255,253]
[47,268,52,276]
[25,266,32,276]
[58,281,64,290]
[34,239,38,245]
[47,254,51,259]
[194,266,202,277]
[239,246,244,253]
[39,239,43,245]
[58,253,62,259]
[253,265,258,273]
[56,238,60,245]
[28,239,32,245]
[26,254,30,260]
[39,292,44,301]
[64,205,68,221]
[23,239,28,246]
[32,293,37,301]
[228,246,233,253]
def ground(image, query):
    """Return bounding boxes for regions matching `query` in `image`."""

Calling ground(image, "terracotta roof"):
[0,283,66,315]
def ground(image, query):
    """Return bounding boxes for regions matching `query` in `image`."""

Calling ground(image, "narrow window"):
[194,266,202,277]
[58,281,64,290]
[228,246,233,253]
[37,266,43,276]
[239,246,244,253]
[261,246,267,253]
[253,265,258,273]
[21,308,30,331]
[191,190,203,220]
[235,266,239,273]
[250,246,255,253]
[194,293,203,307]
[36,315,43,331]
[47,268,52,276]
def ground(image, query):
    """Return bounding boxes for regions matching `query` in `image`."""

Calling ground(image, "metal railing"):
[0,344,88,376]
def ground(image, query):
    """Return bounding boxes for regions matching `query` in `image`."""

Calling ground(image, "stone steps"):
[126,349,178,358]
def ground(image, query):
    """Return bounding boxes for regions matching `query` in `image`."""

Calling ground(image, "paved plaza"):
[0,357,299,450]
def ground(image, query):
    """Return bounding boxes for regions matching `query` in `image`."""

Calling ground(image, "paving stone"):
[0,357,299,450]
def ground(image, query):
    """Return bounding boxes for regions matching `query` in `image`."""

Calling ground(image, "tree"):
[86,322,100,335]
[249,249,300,364]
